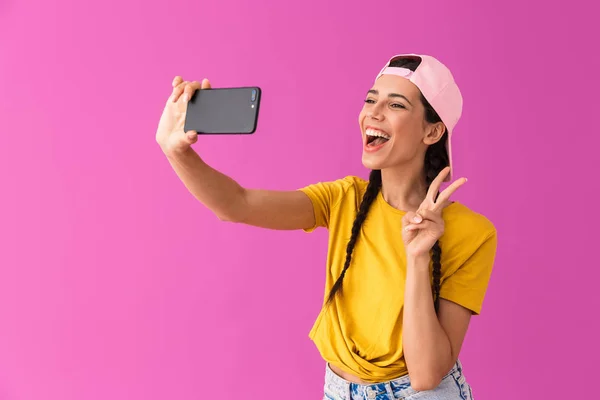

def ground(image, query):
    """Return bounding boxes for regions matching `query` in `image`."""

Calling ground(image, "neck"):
[380,164,427,212]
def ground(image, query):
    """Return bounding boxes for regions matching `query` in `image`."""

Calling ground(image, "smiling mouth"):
[365,128,391,147]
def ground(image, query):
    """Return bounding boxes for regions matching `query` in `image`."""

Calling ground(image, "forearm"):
[402,254,453,390]
[165,148,246,221]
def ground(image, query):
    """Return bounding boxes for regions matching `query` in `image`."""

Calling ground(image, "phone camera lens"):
[251,89,257,102]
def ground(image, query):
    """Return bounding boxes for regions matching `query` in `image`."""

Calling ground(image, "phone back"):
[184,87,261,134]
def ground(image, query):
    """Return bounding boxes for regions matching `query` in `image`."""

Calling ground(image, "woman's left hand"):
[402,167,467,258]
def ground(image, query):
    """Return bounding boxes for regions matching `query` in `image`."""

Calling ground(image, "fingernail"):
[182,93,189,102]
[413,215,422,223]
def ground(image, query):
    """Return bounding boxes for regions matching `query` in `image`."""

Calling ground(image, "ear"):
[423,122,446,145]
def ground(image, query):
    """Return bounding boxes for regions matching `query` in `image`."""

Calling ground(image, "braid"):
[424,118,450,314]
[325,169,382,305]
[431,242,442,313]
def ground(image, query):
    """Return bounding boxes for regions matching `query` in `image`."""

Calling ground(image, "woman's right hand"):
[156,76,212,156]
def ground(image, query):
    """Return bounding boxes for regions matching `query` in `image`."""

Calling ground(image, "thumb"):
[402,211,417,227]
[186,130,198,144]
[201,78,211,89]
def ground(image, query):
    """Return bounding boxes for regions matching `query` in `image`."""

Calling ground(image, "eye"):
[364,98,376,104]
[391,103,406,109]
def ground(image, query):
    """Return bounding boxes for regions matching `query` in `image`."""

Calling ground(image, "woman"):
[156,54,497,400]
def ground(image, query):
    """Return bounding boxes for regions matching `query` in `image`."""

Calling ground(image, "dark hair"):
[325,57,449,313]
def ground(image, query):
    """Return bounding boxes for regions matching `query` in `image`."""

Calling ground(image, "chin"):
[361,153,386,170]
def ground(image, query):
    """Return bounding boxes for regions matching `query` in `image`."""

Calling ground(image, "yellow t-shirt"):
[298,175,497,382]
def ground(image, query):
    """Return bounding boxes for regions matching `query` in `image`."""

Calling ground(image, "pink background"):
[1,0,598,399]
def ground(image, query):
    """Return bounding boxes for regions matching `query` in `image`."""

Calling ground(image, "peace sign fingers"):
[425,167,451,203]
[420,167,468,212]
[432,176,467,212]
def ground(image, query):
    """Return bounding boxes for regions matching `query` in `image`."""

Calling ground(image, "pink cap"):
[375,54,463,182]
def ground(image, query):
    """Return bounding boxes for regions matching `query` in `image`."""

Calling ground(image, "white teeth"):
[365,129,390,140]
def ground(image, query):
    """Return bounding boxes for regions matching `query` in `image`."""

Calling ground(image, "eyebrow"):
[367,89,413,106]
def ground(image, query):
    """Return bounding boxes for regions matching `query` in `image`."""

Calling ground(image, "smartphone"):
[184,87,261,134]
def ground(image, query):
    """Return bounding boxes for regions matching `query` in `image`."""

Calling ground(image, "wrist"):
[164,146,197,161]
[406,252,431,268]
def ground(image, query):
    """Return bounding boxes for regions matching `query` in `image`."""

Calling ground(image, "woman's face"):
[358,74,442,171]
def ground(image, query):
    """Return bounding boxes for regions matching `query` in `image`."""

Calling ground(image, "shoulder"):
[300,175,367,197]
[339,175,369,193]
[333,176,370,207]
[440,202,498,279]
[329,175,368,190]
[297,175,369,212]
[443,202,497,245]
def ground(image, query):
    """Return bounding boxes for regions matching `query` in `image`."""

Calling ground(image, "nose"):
[367,103,384,121]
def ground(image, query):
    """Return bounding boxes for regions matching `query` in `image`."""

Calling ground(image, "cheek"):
[358,108,367,126]
[390,113,421,138]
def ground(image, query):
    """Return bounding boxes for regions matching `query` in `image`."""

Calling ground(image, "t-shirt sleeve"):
[439,229,498,315]
[297,177,353,232]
